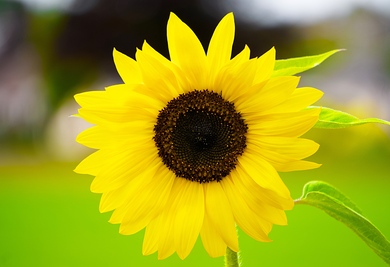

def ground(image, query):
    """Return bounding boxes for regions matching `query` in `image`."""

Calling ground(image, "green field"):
[1,127,389,267]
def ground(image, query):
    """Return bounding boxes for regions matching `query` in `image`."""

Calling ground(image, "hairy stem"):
[224,247,240,267]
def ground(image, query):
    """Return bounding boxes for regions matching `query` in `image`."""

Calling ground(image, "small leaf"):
[309,106,390,129]
[300,181,363,213]
[272,49,342,77]
[295,181,390,265]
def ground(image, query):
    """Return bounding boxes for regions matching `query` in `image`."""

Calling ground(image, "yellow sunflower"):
[74,13,323,259]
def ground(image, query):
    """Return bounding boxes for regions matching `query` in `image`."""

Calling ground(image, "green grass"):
[1,129,389,266]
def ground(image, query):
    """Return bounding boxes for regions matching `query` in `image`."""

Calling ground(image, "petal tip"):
[223,12,234,21]
[168,12,180,23]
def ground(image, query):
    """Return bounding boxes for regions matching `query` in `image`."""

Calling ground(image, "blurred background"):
[0,0,389,266]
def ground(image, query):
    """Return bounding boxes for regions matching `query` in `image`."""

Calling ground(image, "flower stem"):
[224,247,240,267]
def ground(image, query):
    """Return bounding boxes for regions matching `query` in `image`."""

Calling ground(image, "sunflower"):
[74,13,323,260]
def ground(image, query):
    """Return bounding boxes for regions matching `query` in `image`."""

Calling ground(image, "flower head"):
[74,12,323,259]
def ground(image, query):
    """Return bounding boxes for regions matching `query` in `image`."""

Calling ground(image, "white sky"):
[225,0,390,25]
[10,0,390,25]
[10,0,96,14]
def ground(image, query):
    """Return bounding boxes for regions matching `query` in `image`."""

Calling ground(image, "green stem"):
[224,247,240,267]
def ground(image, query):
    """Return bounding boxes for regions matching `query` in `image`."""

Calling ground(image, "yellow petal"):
[74,90,107,108]
[276,160,322,172]
[105,84,161,108]
[90,144,159,193]
[156,190,177,259]
[157,216,176,259]
[215,58,257,101]
[246,109,320,138]
[232,45,251,62]
[141,41,170,65]
[83,120,154,146]
[78,107,152,125]
[253,47,276,84]
[76,87,161,125]
[108,159,164,225]
[249,136,320,161]
[118,165,175,235]
[76,126,105,149]
[234,165,294,210]
[103,171,156,219]
[238,151,291,198]
[113,48,142,84]
[204,182,238,252]
[207,13,235,84]
[246,144,321,172]
[99,184,129,213]
[172,179,204,259]
[74,149,107,176]
[142,41,191,92]
[200,213,227,257]
[246,137,321,172]
[76,125,142,150]
[264,87,323,114]
[210,44,251,95]
[237,76,299,113]
[167,13,207,89]
[148,178,204,259]
[142,215,159,256]
[232,167,289,225]
[136,48,183,101]
[221,176,272,242]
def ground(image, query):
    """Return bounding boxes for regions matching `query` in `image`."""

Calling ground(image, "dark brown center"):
[153,90,247,183]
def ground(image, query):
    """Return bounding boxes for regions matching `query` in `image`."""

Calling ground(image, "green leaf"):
[295,181,390,265]
[309,106,390,129]
[272,49,342,77]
